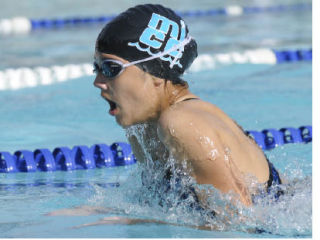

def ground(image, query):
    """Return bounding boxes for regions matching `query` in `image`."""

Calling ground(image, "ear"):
[152,76,165,88]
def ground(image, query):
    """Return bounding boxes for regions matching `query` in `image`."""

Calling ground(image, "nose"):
[93,73,108,90]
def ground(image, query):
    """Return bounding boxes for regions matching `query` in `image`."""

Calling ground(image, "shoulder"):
[158,101,192,131]
[158,98,224,129]
[157,99,221,145]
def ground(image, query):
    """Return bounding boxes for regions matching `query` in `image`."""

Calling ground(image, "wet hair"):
[96,4,198,86]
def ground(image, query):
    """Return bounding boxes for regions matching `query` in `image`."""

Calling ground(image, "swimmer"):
[47,4,283,229]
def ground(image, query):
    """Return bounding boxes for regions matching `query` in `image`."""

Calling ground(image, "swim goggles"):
[93,36,192,79]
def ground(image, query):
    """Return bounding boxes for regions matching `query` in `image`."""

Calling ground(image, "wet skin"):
[46,51,272,229]
[93,52,270,206]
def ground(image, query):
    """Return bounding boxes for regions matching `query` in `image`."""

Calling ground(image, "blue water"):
[0,0,312,238]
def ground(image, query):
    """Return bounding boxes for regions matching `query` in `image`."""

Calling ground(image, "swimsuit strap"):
[182,97,199,102]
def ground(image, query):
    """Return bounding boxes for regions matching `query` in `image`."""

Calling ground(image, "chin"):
[116,115,135,128]
[115,117,126,128]
[116,115,151,129]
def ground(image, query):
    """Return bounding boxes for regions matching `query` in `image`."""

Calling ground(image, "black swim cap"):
[96,4,198,82]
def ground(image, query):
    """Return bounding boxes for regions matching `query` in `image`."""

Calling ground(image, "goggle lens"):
[93,60,124,78]
[102,61,123,78]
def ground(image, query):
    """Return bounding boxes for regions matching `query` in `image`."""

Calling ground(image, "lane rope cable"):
[0,125,312,173]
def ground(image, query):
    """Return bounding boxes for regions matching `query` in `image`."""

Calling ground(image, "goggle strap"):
[123,36,193,68]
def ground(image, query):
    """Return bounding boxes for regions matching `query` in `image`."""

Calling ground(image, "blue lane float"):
[274,49,312,63]
[0,126,312,173]
[0,3,311,35]
[245,125,312,150]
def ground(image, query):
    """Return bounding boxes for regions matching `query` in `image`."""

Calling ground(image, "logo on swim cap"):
[128,13,187,68]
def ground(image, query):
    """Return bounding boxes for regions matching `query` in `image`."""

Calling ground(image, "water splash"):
[84,124,313,237]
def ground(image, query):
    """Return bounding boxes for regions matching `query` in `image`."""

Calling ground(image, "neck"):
[143,77,198,124]
[160,81,197,109]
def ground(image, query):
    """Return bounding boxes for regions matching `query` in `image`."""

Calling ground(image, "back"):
[158,97,270,205]
[192,99,269,182]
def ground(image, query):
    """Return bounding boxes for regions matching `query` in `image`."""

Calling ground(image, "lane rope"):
[0,3,311,35]
[0,48,312,91]
[0,125,312,173]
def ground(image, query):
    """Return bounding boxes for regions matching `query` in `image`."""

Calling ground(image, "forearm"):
[73,216,219,231]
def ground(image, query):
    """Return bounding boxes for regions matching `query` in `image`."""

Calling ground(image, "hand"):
[45,205,114,216]
[72,216,168,228]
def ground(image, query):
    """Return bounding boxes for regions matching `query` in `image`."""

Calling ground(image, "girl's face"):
[93,52,163,128]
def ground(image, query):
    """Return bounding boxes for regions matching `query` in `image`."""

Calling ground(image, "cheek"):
[127,90,157,113]
[115,68,160,122]
[116,73,151,105]
[123,87,160,123]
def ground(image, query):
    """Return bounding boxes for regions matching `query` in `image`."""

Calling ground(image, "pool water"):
[0,0,312,238]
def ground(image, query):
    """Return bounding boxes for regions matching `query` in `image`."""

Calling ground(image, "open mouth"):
[107,98,116,110]
[104,97,118,115]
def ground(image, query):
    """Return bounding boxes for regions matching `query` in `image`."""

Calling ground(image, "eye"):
[102,61,123,78]
[93,62,100,74]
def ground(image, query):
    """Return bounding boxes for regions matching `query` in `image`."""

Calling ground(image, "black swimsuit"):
[252,157,284,202]
[160,158,283,218]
